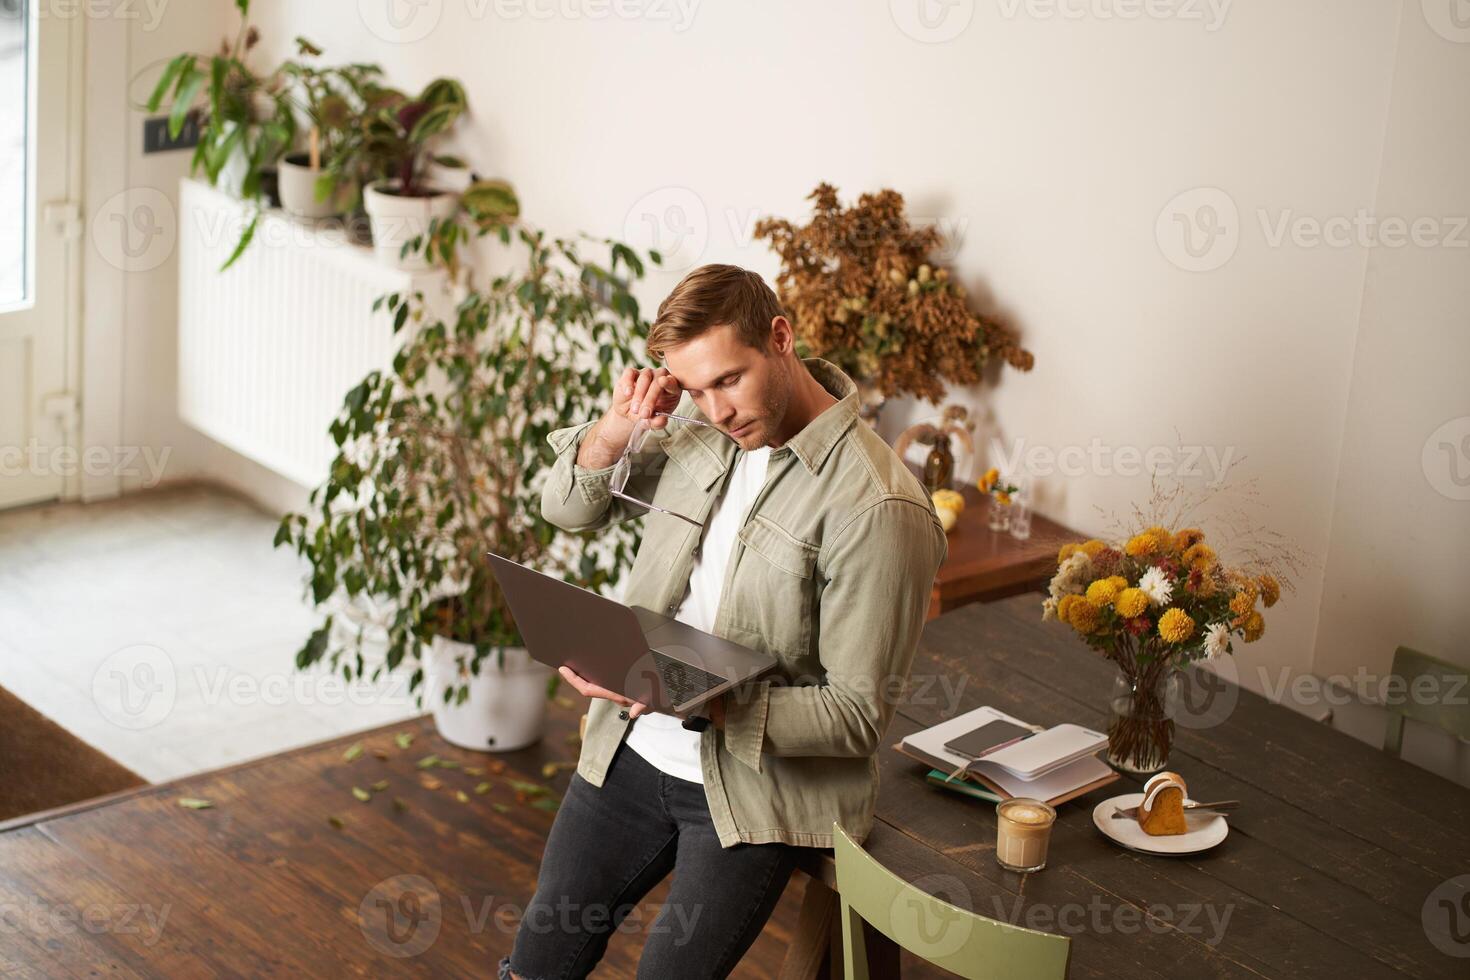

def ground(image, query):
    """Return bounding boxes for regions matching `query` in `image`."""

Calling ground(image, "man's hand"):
[578,366,683,470]
[558,665,650,718]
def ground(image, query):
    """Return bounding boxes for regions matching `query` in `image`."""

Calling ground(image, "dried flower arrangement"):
[754,183,1033,404]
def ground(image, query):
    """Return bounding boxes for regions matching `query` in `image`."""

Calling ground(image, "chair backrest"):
[831,822,1070,980]
[1383,646,1470,757]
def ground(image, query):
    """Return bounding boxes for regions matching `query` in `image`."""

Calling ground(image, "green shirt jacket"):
[539,357,948,848]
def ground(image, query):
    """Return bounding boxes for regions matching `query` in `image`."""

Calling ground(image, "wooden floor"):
[0,687,946,977]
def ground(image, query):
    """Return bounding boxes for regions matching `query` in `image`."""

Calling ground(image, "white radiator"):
[177,179,441,487]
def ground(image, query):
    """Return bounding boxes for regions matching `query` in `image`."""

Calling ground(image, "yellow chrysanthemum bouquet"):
[1042,525,1285,772]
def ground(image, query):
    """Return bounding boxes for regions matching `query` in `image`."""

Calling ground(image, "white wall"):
[245,0,1400,690]
[82,0,310,516]
[87,2,1465,770]
[1311,2,1470,783]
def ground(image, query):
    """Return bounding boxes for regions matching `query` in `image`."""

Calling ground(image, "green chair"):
[831,821,1071,979]
[1383,646,1470,757]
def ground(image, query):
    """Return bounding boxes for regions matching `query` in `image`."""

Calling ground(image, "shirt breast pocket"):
[726,515,820,658]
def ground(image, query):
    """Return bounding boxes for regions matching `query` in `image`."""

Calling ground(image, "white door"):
[0,2,79,510]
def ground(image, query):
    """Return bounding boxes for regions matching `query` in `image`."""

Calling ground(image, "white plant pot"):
[423,635,553,753]
[363,180,458,270]
[278,153,346,219]
[427,160,473,194]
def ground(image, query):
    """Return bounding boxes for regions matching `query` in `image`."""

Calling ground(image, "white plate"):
[1092,793,1229,856]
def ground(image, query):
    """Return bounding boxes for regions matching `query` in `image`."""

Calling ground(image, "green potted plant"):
[351,77,471,269]
[277,38,383,220]
[274,225,661,750]
[144,0,294,267]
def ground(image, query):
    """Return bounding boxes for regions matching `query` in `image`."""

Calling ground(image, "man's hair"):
[646,264,787,359]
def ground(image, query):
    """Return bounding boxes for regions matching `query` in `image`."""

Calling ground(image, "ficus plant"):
[274,224,662,708]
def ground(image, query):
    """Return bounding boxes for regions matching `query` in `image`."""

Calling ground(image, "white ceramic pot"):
[422,635,552,752]
[363,180,458,270]
[278,153,347,219]
[427,159,474,194]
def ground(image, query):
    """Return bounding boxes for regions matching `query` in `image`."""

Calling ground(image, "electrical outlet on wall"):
[143,113,201,154]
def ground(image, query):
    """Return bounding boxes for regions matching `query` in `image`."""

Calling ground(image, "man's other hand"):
[558,665,650,718]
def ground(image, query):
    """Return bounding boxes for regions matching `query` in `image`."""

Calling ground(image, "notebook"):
[895,705,1119,806]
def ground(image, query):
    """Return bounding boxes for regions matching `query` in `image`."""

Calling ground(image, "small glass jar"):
[1008,496,1032,539]
[986,496,1012,532]
[995,798,1056,872]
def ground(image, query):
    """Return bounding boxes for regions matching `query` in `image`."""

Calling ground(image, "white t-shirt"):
[624,445,773,784]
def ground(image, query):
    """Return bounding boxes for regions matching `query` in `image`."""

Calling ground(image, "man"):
[499,264,947,980]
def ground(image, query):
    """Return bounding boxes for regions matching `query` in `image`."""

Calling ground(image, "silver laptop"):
[486,552,777,714]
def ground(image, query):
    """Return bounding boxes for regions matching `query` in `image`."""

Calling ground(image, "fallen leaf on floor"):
[370,780,389,792]
[492,803,510,814]
[342,743,363,763]
[416,754,440,770]
[455,791,470,804]
[177,797,213,810]
[392,798,409,814]
[395,732,415,750]
[508,779,547,796]
[327,815,345,830]
[351,787,371,803]
[371,749,390,761]
[474,782,491,795]
[421,776,443,791]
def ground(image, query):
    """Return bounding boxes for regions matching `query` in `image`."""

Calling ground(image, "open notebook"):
[894,705,1119,806]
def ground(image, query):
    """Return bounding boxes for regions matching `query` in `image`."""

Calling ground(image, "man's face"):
[662,320,793,451]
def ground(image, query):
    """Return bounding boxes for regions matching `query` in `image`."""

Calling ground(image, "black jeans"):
[498,741,805,979]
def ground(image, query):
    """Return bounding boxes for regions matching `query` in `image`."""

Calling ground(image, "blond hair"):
[646,264,786,359]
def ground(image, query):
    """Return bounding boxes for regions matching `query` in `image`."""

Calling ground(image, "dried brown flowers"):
[755,183,1033,404]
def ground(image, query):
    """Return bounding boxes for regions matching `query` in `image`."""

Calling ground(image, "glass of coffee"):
[995,798,1056,872]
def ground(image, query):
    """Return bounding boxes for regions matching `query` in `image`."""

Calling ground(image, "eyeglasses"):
[609,411,740,528]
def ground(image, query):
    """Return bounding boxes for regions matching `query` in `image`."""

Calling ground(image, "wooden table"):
[866,594,1469,978]
[923,477,1081,619]
[3,595,1466,977]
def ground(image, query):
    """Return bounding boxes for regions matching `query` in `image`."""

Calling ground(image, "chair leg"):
[1383,713,1405,756]
[840,901,870,980]
[778,876,839,980]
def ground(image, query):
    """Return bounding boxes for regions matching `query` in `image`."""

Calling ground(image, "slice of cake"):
[1137,771,1188,836]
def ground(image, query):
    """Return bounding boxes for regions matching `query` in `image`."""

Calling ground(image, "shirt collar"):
[782,357,860,474]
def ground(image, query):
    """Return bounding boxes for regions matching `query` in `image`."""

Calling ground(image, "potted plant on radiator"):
[276,225,660,751]
[352,77,477,269]
[143,0,293,268]
[277,40,384,220]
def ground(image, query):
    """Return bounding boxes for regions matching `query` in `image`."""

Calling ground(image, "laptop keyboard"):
[650,650,726,707]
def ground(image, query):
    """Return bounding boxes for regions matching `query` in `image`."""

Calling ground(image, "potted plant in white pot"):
[143,0,293,268]
[277,39,383,220]
[354,78,473,269]
[275,221,660,751]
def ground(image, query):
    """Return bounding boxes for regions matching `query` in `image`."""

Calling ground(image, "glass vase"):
[986,497,1012,532]
[1105,658,1181,774]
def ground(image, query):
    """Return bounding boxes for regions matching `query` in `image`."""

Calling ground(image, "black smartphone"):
[943,720,1034,761]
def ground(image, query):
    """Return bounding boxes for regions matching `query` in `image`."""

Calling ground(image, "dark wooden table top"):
[881,593,1470,979]
[922,475,1082,617]
[2,594,1466,977]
